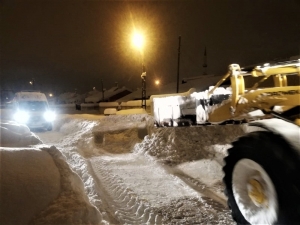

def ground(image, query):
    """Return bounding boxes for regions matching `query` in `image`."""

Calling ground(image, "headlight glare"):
[13,111,29,123]
[44,111,56,122]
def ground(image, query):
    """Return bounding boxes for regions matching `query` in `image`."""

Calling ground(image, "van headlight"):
[13,111,29,123]
[44,111,56,122]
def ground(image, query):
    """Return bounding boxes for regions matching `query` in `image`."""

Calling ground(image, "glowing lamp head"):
[132,32,144,50]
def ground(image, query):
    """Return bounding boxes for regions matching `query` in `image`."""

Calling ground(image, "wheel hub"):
[232,159,278,224]
[247,178,268,207]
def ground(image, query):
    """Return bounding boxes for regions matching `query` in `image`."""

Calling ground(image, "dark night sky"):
[1,0,300,94]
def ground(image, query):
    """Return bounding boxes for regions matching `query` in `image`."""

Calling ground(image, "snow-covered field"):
[0,112,248,224]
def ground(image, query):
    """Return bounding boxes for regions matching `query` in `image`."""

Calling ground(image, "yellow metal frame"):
[208,60,300,123]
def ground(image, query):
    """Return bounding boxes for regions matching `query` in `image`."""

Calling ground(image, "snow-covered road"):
[36,113,246,224]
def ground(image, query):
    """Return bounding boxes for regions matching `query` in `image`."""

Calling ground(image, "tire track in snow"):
[89,157,162,224]
[171,169,228,208]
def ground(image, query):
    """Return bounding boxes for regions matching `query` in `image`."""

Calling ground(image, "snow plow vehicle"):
[151,59,300,224]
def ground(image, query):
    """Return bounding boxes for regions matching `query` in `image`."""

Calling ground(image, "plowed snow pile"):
[134,125,245,165]
[86,114,246,224]
[1,114,247,225]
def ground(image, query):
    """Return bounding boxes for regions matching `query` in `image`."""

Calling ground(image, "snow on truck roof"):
[14,91,48,102]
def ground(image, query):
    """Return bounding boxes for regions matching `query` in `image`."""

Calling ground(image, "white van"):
[12,91,56,131]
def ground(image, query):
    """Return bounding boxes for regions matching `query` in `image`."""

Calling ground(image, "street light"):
[132,33,144,52]
[29,78,36,90]
[132,31,146,110]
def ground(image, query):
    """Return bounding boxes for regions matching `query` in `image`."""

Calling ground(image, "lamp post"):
[141,64,146,110]
[132,32,146,110]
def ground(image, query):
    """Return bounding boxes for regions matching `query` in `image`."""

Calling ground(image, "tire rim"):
[232,159,278,224]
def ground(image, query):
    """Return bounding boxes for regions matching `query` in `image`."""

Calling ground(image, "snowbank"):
[0,120,42,147]
[30,146,102,225]
[0,120,103,225]
[134,124,246,166]
[1,148,61,225]
[92,114,151,154]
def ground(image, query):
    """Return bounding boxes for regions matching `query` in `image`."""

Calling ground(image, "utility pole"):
[203,46,207,75]
[176,36,181,93]
[101,79,104,101]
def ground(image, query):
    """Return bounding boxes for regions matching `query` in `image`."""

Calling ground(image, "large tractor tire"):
[223,131,300,224]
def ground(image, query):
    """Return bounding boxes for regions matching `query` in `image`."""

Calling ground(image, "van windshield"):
[19,101,48,111]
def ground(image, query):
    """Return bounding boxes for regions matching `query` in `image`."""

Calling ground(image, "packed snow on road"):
[0,112,247,224]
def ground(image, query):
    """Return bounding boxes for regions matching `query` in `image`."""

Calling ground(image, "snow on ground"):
[0,112,247,224]
[0,120,42,147]
[0,119,104,224]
